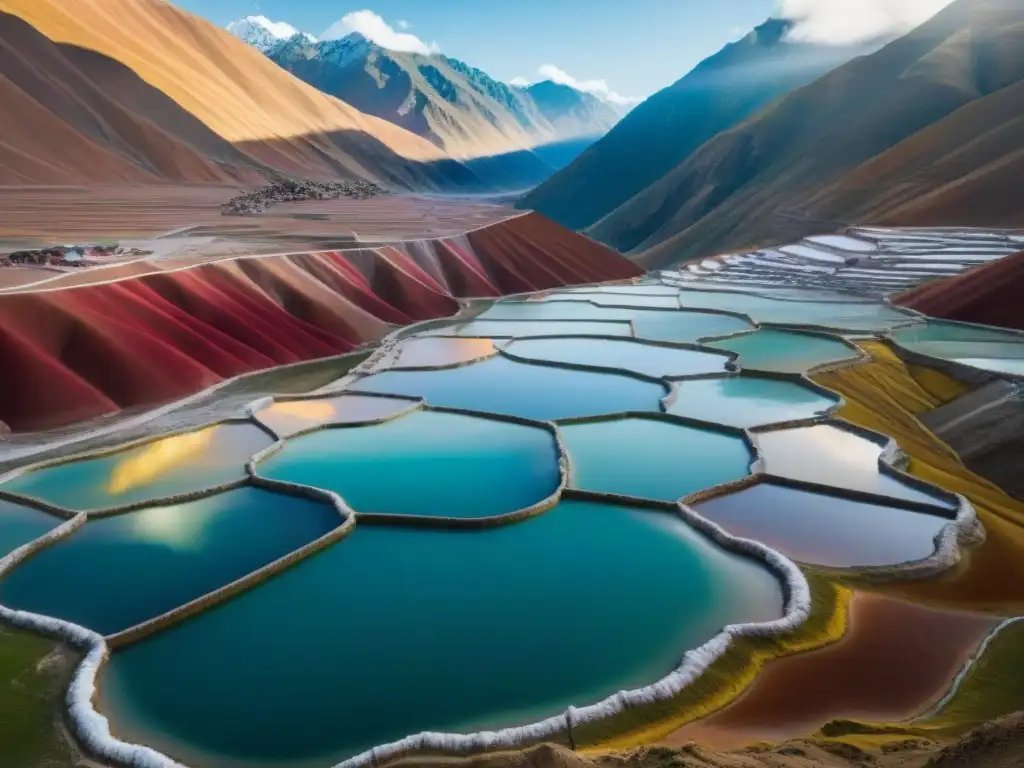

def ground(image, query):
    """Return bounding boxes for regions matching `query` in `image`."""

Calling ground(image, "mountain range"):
[228,15,624,160]
[523,0,1024,267]
[0,0,1020,259]
[225,15,315,53]
[0,0,483,188]
[520,19,884,237]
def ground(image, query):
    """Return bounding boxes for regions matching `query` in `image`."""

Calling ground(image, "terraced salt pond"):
[756,424,958,510]
[258,410,560,518]
[366,337,498,370]
[0,423,273,511]
[674,290,916,331]
[948,357,1024,376]
[666,376,839,428]
[350,356,668,421]
[561,417,753,501]
[503,337,733,378]
[99,500,784,767]
[0,246,1007,768]
[254,394,419,438]
[0,487,340,635]
[705,329,859,373]
[893,321,1024,377]
[693,482,953,569]
[477,299,754,342]
[424,319,634,338]
[0,498,60,557]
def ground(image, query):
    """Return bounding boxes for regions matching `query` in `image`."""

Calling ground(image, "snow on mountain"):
[226,16,315,53]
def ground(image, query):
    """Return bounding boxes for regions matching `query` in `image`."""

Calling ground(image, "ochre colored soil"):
[390,712,1024,767]
[664,592,996,750]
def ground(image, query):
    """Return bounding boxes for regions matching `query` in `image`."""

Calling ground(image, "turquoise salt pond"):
[893,321,1024,377]
[537,292,683,309]
[948,357,1024,376]
[549,285,681,297]
[350,356,668,421]
[254,394,419,438]
[503,337,732,378]
[693,482,951,569]
[368,337,498,370]
[561,417,753,501]
[422,319,634,338]
[258,410,560,518]
[894,320,1024,345]
[478,300,753,343]
[0,499,60,558]
[99,499,784,767]
[756,424,958,510]
[666,377,839,429]
[0,487,340,635]
[674,291,915,331]
[706,329,859,374]
[0,423,273,512]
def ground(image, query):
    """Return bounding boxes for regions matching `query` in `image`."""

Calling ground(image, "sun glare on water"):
[107,430,216,496]
[262,400,338,423]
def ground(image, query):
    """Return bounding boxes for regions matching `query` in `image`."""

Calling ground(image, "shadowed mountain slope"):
[627,0,1024,268]
[519,19,876,232]
[896,250,1024,331]
[815,77,1024,229]
[0,10,254,184]
[0,213,641,431]
[0,0,470,186]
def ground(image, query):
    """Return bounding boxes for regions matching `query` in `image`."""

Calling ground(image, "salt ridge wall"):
[0,213,641,431]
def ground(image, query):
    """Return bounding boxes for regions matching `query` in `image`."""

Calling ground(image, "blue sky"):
[175,0,778,100]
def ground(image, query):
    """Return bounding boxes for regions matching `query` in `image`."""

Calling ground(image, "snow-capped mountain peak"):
[226,16,315,53]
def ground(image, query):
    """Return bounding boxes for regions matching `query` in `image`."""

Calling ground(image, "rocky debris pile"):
[221,179,391,215]
[3,244,116,268]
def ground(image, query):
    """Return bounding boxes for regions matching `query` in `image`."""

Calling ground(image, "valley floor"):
[0,186,518,290]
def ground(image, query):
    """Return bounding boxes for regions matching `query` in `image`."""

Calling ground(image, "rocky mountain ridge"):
[227,20,623,158]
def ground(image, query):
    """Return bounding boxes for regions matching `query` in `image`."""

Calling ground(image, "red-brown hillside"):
[895,250,1024,331]
[0,213,641,431]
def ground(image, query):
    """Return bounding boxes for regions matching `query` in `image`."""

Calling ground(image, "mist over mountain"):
[524,80,623,140]
[519,18,884,234]
[602,0,1024,267]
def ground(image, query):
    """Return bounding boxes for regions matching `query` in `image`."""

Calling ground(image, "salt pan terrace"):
[0,227,1015,768]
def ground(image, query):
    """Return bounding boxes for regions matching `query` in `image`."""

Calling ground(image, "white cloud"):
[249,15,302,39]
[779,0,956,45]
[536,64,641,106]
[397,20,410,30]
[509,76,531,88]
[321,10,440,54]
